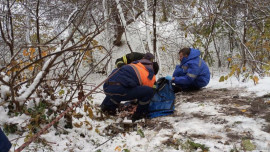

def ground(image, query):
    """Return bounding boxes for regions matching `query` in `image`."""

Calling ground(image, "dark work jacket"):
[0,128,11,152]
[107,61,155,88]
[172,48,210,89]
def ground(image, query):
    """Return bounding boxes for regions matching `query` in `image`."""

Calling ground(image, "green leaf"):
[137,129,145,138]
[123,149,130,152]
[59,90,65,96]
[187,140,209,151]
[242,139,256,151]
[219,76,225,82]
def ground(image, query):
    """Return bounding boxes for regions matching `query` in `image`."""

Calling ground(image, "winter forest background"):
[0,0,270,151]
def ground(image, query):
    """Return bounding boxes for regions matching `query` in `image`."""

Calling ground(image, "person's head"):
[153,62,159,75]
[143,52,155,62]
[178,48,190,61]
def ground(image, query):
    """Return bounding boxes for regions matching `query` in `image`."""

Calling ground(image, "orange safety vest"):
[129,63,156,87]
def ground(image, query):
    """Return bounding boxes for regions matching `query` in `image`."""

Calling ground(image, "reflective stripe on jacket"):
[129,63,156,87]
[173,48,210,89]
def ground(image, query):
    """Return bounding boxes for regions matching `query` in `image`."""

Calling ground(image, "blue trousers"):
[0,128,11,152]
[101,83,154,115]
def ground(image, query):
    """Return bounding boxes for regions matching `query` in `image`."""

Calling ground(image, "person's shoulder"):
[120,64,134,70]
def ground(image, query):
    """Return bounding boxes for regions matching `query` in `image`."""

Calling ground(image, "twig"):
[14,68,120,152]
[10,135,27,142]
[93,134,118,151]
[0,100,8,106]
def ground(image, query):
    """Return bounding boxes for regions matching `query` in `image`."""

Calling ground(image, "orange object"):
[129,63,156,87]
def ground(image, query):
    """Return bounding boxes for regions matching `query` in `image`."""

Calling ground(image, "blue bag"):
[148,77,175,118]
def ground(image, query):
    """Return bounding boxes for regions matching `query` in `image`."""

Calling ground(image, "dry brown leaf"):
[88,107,94,119]
[74,122,83,128]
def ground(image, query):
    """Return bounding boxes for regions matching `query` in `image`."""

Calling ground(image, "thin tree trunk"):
[153,0,157,54]
[144,0,153,53]
[161,0,168,22]
[212,35,221,67]
[36,0,42,59]
[203,0,223,61]
[242,1,248,67]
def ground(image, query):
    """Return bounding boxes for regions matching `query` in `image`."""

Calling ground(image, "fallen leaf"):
[115,146,121,152]
[72,112,83,119]
[23,50,29,56]
[242,139,256,151]
[74,122,83,128]
[137,129,145,138]
[88,107,94,119]
[253,76,259,85]
[84,104,88,112]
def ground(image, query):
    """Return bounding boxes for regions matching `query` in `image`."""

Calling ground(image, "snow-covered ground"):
[2,71,270,152]
[1,2,269,151]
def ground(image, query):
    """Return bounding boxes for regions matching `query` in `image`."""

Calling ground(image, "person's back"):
[192,55,210,88]
[101,53,158,121]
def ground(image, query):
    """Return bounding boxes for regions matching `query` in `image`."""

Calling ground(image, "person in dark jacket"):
[165,48,210,92]
[101,53,157,122]
[115,52,145,68]
[0,128,11,152]
[115,52,159,75]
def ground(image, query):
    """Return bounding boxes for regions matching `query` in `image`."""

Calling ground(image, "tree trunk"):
[153,0,157,54]
[36,0,42,59]
[113,12,125,46]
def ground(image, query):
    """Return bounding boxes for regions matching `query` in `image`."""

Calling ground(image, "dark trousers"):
[101,84,154,115]
[172,84,200,93]
[0,128,11,152]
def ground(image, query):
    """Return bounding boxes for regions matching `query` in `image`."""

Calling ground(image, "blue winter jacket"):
[106,61,155,88]
[173,48,210,89]
[0,128,11,152]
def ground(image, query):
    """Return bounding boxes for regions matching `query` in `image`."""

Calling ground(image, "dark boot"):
[131,104,148,122]
[100,103,117,116]
[101,96,119,115]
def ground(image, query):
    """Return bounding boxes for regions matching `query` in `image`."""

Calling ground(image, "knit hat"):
[143,52,155,61]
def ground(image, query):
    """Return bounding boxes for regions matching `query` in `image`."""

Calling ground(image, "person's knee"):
[145,87,154,96]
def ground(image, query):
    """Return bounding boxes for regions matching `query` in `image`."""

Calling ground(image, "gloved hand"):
[165,75,173,81]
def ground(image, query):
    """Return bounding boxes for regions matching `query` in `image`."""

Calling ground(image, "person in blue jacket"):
[101,53,158,122]
[165,48,210,92]
[0,128,11,152]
